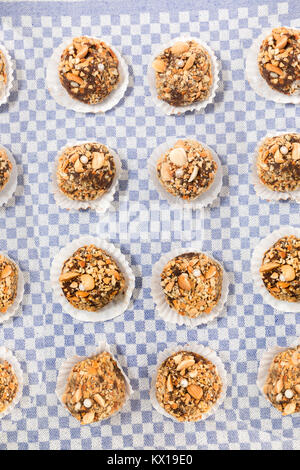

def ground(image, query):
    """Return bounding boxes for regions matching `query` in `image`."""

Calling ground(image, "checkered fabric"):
[0,0,299,450]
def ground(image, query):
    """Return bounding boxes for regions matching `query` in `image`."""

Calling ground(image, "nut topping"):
[281,264,296,281]
[169,148,187,166]
[187,384,203,399]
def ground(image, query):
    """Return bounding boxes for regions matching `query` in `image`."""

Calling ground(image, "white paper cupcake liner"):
[56,341,133,423]
[0,346,23,419]
[52,140,122,213]
[246,27,300,104]
[0,254,24,325]
[251,226,300,312]
[147,35,220,115]
[0,145,18,207]
[150,343,227,422]
[50,236,135,323]
[148,138,223,209]
[0,44,14,107]
[251,131,300,204]
[257,338,300,414]
[46,36,129,114]
[151,247,229,327]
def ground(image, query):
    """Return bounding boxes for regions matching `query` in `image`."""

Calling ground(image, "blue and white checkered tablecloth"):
[0,0,299,450]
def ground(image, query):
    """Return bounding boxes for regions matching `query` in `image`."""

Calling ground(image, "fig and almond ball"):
[259,235,300,303]
[62,351,126,424]
[0,149,12,193]
[156,139,217,200]
[257,133,300,192]
[155,350,222,422]
[258,27,300,95]
[0,360,18,414]
[56,142,116,201]
[161,252,223,318]
[0,49,7,98]
[263,345,300,416]
[59,244,126,312]
[152,40,213,107]
[0,255,18,314]
[58,36,120,105]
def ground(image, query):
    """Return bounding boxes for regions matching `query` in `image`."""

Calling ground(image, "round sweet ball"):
[258,27,300,95]
[156,139,217,200]
[0,148,12,193]
[0,360,18,414]
[58,36,120,105]
[62,351,127,424]
[0,255,18,314]
[160,252,223,318]
[259,235,300,302]
[56,142,116,201]
[152,40,213,107]
[59,244,126,312]
[155,350,222,422]
[263,345,300,416]
[257,133,300,192]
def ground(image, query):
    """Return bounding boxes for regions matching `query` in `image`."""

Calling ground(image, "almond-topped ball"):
[0,50,7,98]
[0,360,18,414]
[152,40,213,106]
[258,27,300,95]
[62,351,127,424]
[155,351,222,422]
[58,37,120,105]
[0,255,18,314]
[59,245,126,312]
[259,235,300,302]
[0,149,12,192]
[257,133,300,193]
[56,142,116,201]
[156,139,217,200]
[161,252,223,318]
[263,345,300,416]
